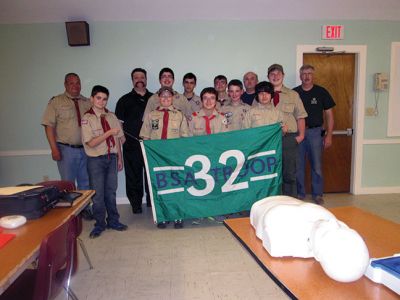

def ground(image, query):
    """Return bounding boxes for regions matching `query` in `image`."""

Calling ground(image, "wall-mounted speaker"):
[65,21,90,47]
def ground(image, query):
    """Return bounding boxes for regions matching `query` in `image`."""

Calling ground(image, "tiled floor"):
[58,193,400,300]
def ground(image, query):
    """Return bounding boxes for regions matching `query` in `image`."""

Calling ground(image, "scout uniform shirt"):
[220,101,250,131]
[187,94,202,113]
[243,102,284,129]
[81,109,124,157]
[188,109,228,136]
[144,91,192,119]
[139,105,189,140]
[41,92,91,145]
[275,86,308,133]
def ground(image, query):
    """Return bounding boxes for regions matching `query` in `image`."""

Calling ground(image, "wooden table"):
[224,206,400,300]
[0,190,94,295]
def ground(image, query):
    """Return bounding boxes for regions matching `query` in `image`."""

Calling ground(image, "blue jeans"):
[57,143,89,190]
[87,154,120,229]
[296,127,323,198]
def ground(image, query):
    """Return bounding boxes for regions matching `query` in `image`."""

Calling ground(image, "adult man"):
[144,67,192,119]
[182,72,202,113]
[214,75,230,108]
[267,64,307,197]
[241,71,259,106]
[42,73,91,191]
[115,68,153,214]
[293,64,335,204]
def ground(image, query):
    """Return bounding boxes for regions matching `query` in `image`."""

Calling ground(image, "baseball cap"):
[268,64,284,75]
[158,86,174,96]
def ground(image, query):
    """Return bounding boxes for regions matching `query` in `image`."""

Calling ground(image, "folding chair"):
[36,180,94,271]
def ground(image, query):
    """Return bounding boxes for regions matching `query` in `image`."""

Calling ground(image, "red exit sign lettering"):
[322,25,344,40]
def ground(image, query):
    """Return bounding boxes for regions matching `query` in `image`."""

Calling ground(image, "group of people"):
[41,63,335,237]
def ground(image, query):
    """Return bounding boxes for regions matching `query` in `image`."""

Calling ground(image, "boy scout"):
[267,64,307,197]
[182,72,202,113]
[243,81,287,133]
[139,86,189,229]
[140,86,189,140]
[143,67,192,119]
[81,85,127,239]
[188,87,228,136]
[220,79,250,131]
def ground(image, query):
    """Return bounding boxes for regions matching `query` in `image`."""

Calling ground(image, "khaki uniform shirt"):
[81,110,124,157]
[188,109,228,136]
[144,91,192,119]
[187,94,202,113]
[139,105,189,140]
[41,92,91,145]
[276,86,308,133]
[243,102,283,129]
[220,101,250,131]
[216,95,231,110]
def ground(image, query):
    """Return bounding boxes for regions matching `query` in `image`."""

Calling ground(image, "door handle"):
[332,128,353,136]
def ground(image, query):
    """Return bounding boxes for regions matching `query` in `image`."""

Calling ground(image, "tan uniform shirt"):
[139,106,189,140]
[216,96,231,110]
[41,92,91,145]
[188,109,228,136]
[220,101,250,131]
[81,110,124,157]
[144,91,192,119]
[187,94,202,113]
[243,102,284,129]
[275,86,308,133]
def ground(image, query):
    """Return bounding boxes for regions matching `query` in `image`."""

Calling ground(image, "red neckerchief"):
[71,97,81,127]
[86,108,115,156]
[273,91,281,107]
[202,114,216,135]
[156,107,170,140]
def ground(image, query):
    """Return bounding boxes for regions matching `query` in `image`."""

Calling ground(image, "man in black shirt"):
[115,68,153,213]
[293,65,335,204]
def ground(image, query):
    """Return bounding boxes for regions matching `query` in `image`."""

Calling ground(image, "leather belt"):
[306,125,322,129]
[57,142,84,148]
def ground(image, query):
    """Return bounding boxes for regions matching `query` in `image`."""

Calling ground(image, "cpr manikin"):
[250,196,369,282]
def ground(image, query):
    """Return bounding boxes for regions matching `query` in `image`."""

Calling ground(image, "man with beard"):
[115,68,153,214]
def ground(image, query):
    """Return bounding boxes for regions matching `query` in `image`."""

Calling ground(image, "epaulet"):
[48,96,55,103]
[192,112,198,117]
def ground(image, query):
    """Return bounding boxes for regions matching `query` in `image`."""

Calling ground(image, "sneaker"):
[107,222,128,231]
[89,227,104,239]
[174,220,183,229]
[157,221,167,229]
[313,196,325,205]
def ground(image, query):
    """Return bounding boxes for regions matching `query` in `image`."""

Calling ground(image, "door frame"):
[296,45,367,194]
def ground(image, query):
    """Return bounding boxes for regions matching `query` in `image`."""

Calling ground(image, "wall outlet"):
[365,107,375,116]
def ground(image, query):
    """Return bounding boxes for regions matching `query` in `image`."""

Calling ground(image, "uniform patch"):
[224,112,233,124]
[81,119,88,125]
[151,119,159,130]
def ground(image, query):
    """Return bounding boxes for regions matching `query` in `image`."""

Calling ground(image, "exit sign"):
[322,25,344,40]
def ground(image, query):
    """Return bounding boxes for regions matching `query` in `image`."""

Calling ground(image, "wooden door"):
[302,53,355,193]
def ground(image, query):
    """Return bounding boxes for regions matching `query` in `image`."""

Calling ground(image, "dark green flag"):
[140,123,282,223]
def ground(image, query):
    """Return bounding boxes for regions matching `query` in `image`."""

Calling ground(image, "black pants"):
[282,133,298,197]
[123,142,150,211]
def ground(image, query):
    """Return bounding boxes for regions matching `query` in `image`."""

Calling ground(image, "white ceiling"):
[1,0,400,24]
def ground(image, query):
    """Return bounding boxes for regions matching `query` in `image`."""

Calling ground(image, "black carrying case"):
[0,186,61,219]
